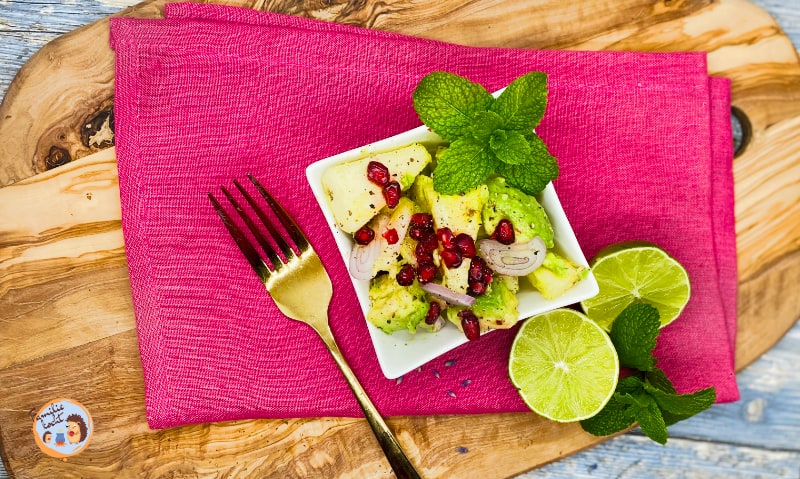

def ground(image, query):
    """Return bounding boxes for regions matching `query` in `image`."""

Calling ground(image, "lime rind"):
[580,245,691,331]
[509,309,619,423]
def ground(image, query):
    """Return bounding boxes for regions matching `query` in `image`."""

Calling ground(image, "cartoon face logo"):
[33,399,93,458]
[66,414,88,444]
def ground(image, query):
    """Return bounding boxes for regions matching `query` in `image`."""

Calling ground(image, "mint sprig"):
[412,71,558,196]
[580,303,716,444]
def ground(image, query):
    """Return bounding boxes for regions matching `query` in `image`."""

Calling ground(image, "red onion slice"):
[349,240,380,280]
[380,205,413,263]
[477,237,547,276]
[348,215,389,280]
[421,282,476,307]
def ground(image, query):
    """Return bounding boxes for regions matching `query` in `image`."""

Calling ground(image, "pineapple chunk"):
[321,143,431,234]
[526,252,588,300]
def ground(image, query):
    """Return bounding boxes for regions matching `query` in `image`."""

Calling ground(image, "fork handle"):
[315,325,423,479]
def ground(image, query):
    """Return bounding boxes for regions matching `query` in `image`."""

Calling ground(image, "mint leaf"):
[413,72,494,142]
[644,383,716,417]
[580,376,642,436]
[615,391,669,445]
[468,111,504,142]
[579,395,636,437]
[609,303,661,371]
[644,373,715,426]
[489,130,530,165]
[645,368,676,394]
[490,72,548,131]
[632,394,669,445]
[497,133,558,195]
[432,138,497,195]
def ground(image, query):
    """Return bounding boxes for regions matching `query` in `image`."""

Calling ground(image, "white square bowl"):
[306,125,599,379]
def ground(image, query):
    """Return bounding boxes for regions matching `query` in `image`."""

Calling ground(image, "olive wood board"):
[1,0,800,477]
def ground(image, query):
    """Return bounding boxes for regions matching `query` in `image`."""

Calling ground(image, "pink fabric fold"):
[109,3,739,430]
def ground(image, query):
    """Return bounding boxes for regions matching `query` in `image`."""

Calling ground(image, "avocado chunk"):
[366,272,431,334]
[410,174,487,239]
[321,143,432,234]
[526,251,588,300]
[447,275,520,332]
[482,176,554,247]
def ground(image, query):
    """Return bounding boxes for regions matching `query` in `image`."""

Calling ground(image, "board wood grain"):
[1,0,799,477]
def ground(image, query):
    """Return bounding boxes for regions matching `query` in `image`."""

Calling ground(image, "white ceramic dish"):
[306,124,599,379]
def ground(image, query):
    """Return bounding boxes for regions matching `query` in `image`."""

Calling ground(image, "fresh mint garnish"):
[581,303,716,444]
[609,302,660,372]
[412,71,558,195]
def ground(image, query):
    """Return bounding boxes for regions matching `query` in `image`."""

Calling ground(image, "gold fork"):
[209,175,422,479]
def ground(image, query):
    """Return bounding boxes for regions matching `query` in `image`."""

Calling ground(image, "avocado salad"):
[320,142,588,341]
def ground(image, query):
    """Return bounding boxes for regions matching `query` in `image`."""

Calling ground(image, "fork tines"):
[208,175,310,281]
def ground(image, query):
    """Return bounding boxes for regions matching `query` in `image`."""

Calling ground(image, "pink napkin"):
[109,3,739,430]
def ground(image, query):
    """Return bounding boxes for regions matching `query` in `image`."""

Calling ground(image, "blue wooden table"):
[0,1,798,477]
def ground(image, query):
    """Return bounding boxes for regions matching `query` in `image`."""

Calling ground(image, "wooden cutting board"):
[1,0,799,477]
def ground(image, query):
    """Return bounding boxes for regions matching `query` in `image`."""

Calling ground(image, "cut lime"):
[509,309,619,423]
[580,242,691,331]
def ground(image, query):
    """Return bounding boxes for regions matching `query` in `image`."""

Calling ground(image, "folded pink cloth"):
[109,3,739,429]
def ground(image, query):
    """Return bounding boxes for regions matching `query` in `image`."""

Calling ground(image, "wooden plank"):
[0,150,134,370]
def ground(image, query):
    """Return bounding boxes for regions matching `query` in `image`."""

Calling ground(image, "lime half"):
[509,309,619,423]
[580,242,691,331]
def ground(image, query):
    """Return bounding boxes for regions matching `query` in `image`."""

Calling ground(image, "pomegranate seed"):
[468,257,487,282]
[436,227,454,249]
[410,213,434,229]
[459,310,481,340]
[440,249,463,269]
[382,228,399,244]
[453,233,476,258]
[418,233,439,254]
[409,216,434,240]
[467,280,486,296]
[366,161,390,186]
[484,269,493,285]
[425,302,442,325]
[409,225,424,241]
[415,249,434,264]
[417,262,437,283]
[396,264,416,286]
[382,181,401,208]
[491,219,515,245]
[353,225,375,245]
